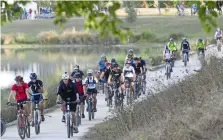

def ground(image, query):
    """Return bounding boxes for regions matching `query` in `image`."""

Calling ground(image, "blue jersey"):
[98,61,106,71]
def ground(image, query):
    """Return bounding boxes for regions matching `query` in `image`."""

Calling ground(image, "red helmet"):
[15,75,23,82]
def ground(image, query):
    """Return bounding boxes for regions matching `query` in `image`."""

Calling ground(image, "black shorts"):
[17,98,28,110]
[198,48,204,53]
[87,89,97,95]
[79,94,86,105]
[62,98,77,112]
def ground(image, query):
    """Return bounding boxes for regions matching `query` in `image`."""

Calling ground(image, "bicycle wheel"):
[1,119,6,137]
[67,114,71,138]
[17,115,26,139]
[88,101,92,121]
[184,53,187,67]
[70,119,73,137]
[25,116,30,138]
[92,101,95,119]
[34,111,40,135]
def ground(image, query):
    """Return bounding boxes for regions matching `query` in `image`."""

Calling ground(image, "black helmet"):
[111,58,116,63]
[113,63,119,68]
[134,57,139,61]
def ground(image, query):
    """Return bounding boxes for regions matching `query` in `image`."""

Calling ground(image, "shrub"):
[15,33,26,44]
[169,33,185,41]
[149,55,163,66]
[37,30,59,44]
[2,34,14,45]
[59,27,89,44]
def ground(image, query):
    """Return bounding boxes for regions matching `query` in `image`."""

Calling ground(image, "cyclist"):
[96,54,107,72]
[180,37,191,62]
[108,63,125,99]
[100,62,112,101]
[123,60,136,93]
[125,49,135,60]
[163,45,173,72]
[71,65,84,80]
[196,38,206,56]
[57,72,79,133]
[167,38,177,58]
[73,72,86,118]
[28,73,45,127]
[7,76,31,120]
[83,69,98,112]
[214,28,222,43]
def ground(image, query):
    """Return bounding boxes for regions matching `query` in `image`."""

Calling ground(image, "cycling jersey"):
[98,60,106,71]
[110,69,122,82]
[196,41,205,49]
[215,31,222,38]
[181,40,190,50]
[73,80,85,95]
[123,66,135,76]
[83,77,98,89]
[11,83,29,101]
[28,80,43,93]
[167,42,177,51]
[71,70,84,79]
[132,63,143,75]
[57,81,78,101]
[102,68,111,80]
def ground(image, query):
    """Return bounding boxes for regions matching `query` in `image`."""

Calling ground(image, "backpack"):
[87,77,96,85]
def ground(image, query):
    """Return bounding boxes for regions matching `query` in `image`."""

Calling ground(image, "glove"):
[56,100,61,104]
[7,102,11,105]
[99,79,102,82]
[26,98,30,102]
[76,99,80,103]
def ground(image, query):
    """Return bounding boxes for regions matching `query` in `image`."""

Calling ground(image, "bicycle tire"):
[184,53,187,67]
[70,122,73,137]
[17,115,26,139]
[88,101,92,121]
[34,111,39,135]
[25,116,30,138]
[1,120,6,137]
[67,114,71,138]
[92,101,95,119]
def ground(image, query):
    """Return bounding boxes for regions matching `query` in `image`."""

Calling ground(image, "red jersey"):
[11,83,29,101]
[74,80,84,95]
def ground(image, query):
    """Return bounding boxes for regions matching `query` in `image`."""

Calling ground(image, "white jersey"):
[83,76,98,89]
[215,31,222,38]
[123,66,135,76]
[164,52,171,59]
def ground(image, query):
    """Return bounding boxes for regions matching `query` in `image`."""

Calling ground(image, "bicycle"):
[31,93,48,135]
[57,98,77,138]
[217,38,222,52]
[182,50,189,67]
[107,85,114,107]
[87,92,95,121]
[112,81,123,109]
[165,59,172,80]
[134,75,141,99]
[197,49,206,67]
[140,73,147,95]
[1,119,6,137]
[75,100,81,126]
[124,77,133,105]
[8,100,30,139]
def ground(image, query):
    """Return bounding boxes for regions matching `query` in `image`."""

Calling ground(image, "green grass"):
[2,16,223,45]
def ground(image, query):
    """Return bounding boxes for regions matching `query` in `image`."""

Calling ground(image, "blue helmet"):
[30,73,37,80]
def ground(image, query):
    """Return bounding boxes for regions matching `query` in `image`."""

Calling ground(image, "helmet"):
[134,57,139,61]
[125,60,131,64]
[101,54,106,59]
[127,53,133,58]
[87,69,93,76]
[182,37,187,41]
[138,56,142,60]
[217,28,220,31]
[74,72,81,79]
[62,72,69,79]
[30,73,37,80]
[169,38,174,41]
[106,62,111,66]
[111,58,116,63]
[113,63,119,68]
[15,75,23,82]
[73,65,79,70]
[198,38,202,42]
[128,49,133,55]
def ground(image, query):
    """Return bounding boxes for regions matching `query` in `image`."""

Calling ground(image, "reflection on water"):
[1,46,129,88]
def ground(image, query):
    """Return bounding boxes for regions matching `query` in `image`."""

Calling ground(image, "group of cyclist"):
[163,28,222,67]
[6,27,222,136]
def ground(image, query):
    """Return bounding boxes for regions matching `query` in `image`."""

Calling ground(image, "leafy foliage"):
[0,0,222,43]
[123,1,137,23]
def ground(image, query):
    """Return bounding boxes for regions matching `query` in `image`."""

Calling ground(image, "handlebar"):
[57,100,78,105]
[7,100,30,106]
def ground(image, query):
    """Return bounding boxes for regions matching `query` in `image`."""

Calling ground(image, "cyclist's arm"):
[121,72,124,83]
[24,83,30,99]
[100,71,105,79]
[108,75,112,84]
[38,80,44,93]
[8,90,16,102]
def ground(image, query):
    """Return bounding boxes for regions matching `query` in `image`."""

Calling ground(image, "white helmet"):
[62,72,69,79]
[217,28,220,31]
[73,65,79,70]
[87,69,93,74]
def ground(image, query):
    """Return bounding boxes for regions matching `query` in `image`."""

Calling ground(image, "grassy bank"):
[83,57,223,140]
[2,17,222,45]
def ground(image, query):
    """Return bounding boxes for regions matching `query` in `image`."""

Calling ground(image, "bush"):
[141,31,156,40]
[15,33,26,44]
[37,30,59,44]
[149,55,163,66]
[2,34,14,45]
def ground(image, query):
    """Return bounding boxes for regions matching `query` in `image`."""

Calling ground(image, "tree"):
[123,1,137,23]
[1,0,222,43]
